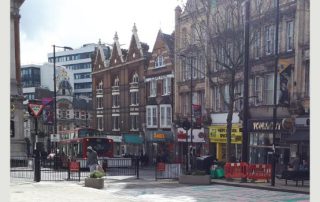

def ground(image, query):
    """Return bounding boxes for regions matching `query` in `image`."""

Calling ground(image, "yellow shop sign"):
[208,125,242,144]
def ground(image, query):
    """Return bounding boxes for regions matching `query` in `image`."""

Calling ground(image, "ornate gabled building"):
[92,24,150,157]
[144,30,175,163]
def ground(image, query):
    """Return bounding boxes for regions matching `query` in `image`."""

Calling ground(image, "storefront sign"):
[208,125,242,144]
[154,133,166,139]
[146,130,173,142]
[248,119,285,132]
[177,128,205,143]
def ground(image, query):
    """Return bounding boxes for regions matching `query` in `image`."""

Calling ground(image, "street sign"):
[50,134,60,142]
[28,103,44,117]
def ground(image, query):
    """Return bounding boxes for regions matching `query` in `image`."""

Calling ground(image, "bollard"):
[136,157,140,179]
[34,150,41,182]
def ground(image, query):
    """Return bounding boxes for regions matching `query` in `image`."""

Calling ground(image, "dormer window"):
[132,73,139,83]
[155,55,164,68]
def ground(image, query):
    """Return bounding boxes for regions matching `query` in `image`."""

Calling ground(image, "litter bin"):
[196,155,216,174]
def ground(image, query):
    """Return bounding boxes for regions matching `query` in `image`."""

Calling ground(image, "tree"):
[178,0,274,162]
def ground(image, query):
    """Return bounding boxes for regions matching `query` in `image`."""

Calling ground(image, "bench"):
[279,170,309,186]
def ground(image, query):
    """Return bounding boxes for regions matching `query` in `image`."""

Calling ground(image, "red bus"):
[57,128,114,168]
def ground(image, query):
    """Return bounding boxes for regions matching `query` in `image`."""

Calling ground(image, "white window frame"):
[150,80,157,97]
[112,94,119,108]
[130,114,139,131]
[163,78,171,95]
[130,91,139,106]
[155,55,164,68]
[265,25,274,55]
[97,117,103,131]
[255,76,263,105]
[286,21,294,52]
[160,105,172,128]
[146,106,157,128]
[112,115,120,131]
[264,74,274,105]
[214,86,221,112]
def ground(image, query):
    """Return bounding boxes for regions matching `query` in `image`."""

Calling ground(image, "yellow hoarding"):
[208,125,242,144]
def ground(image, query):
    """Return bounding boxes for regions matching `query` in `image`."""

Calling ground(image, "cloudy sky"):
[20,0,184,65]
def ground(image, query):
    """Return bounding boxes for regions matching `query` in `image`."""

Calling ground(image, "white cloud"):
[20,0,182,65]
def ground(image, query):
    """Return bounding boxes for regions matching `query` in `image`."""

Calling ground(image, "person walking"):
[86,146,98,172]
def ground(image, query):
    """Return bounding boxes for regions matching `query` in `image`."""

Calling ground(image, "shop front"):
[122,133,143,157]
[106,135,122,157]
[248,118,291,173]
[176,127,207,163]
[208,124,242,161]
[146,130,173,164]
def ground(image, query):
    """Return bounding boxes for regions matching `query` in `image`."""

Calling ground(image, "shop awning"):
[123,134,143,144]
[285,129,309,143]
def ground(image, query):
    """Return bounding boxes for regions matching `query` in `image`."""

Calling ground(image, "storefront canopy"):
[123,134,143,144]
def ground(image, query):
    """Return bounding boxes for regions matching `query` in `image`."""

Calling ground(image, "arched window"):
[114,76,119,86]
[132,73,139,83]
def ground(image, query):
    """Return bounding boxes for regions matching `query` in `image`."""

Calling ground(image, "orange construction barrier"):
[247,164,272,181]
[224,162,248,179]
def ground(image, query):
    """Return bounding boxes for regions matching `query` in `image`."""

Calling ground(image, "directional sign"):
[28,103,44,117]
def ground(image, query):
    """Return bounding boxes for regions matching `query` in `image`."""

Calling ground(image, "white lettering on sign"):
[252,122,281,131]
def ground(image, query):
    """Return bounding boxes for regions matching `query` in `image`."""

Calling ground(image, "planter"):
[179,174,211,185]
[84,177,104,189]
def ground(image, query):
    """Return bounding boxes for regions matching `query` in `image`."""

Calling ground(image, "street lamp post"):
[241,0,250,183]
[271,0,280,187]
[52,45,73,153]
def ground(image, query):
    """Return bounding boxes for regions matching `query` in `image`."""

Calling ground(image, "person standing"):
[86,146,98,172]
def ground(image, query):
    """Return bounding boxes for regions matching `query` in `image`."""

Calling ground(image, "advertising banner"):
[42,98,54,125]
[208,125,242,144]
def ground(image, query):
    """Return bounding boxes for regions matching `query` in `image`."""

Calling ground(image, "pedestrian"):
[86,146,98,173]
[288,153,300,171]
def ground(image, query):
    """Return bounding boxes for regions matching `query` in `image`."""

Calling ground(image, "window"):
[235,82,243,111]
[182,28,187,48]
[213,86,221,112]
[265,25,274,55]
[253,30,261,59]
[114,77,119,86]
[132,73,139,83]
[163,78,171,95]
[97,97,103,108]
[146,106,157,128]
[223,84,230,111]
[160,105,172,128]
[150,80,157,97]
[130,115,139,130]
[97,117,103,131]
[130,92,139,105]
[112,95,119,107]
[75,111,80,119]
[155,55,164,68]
[255,76,263,105]
[305,61,309,97]
[112,116,120,130]
[198,55,205,79]
[264,74,274,105]
[286,21,294,51]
